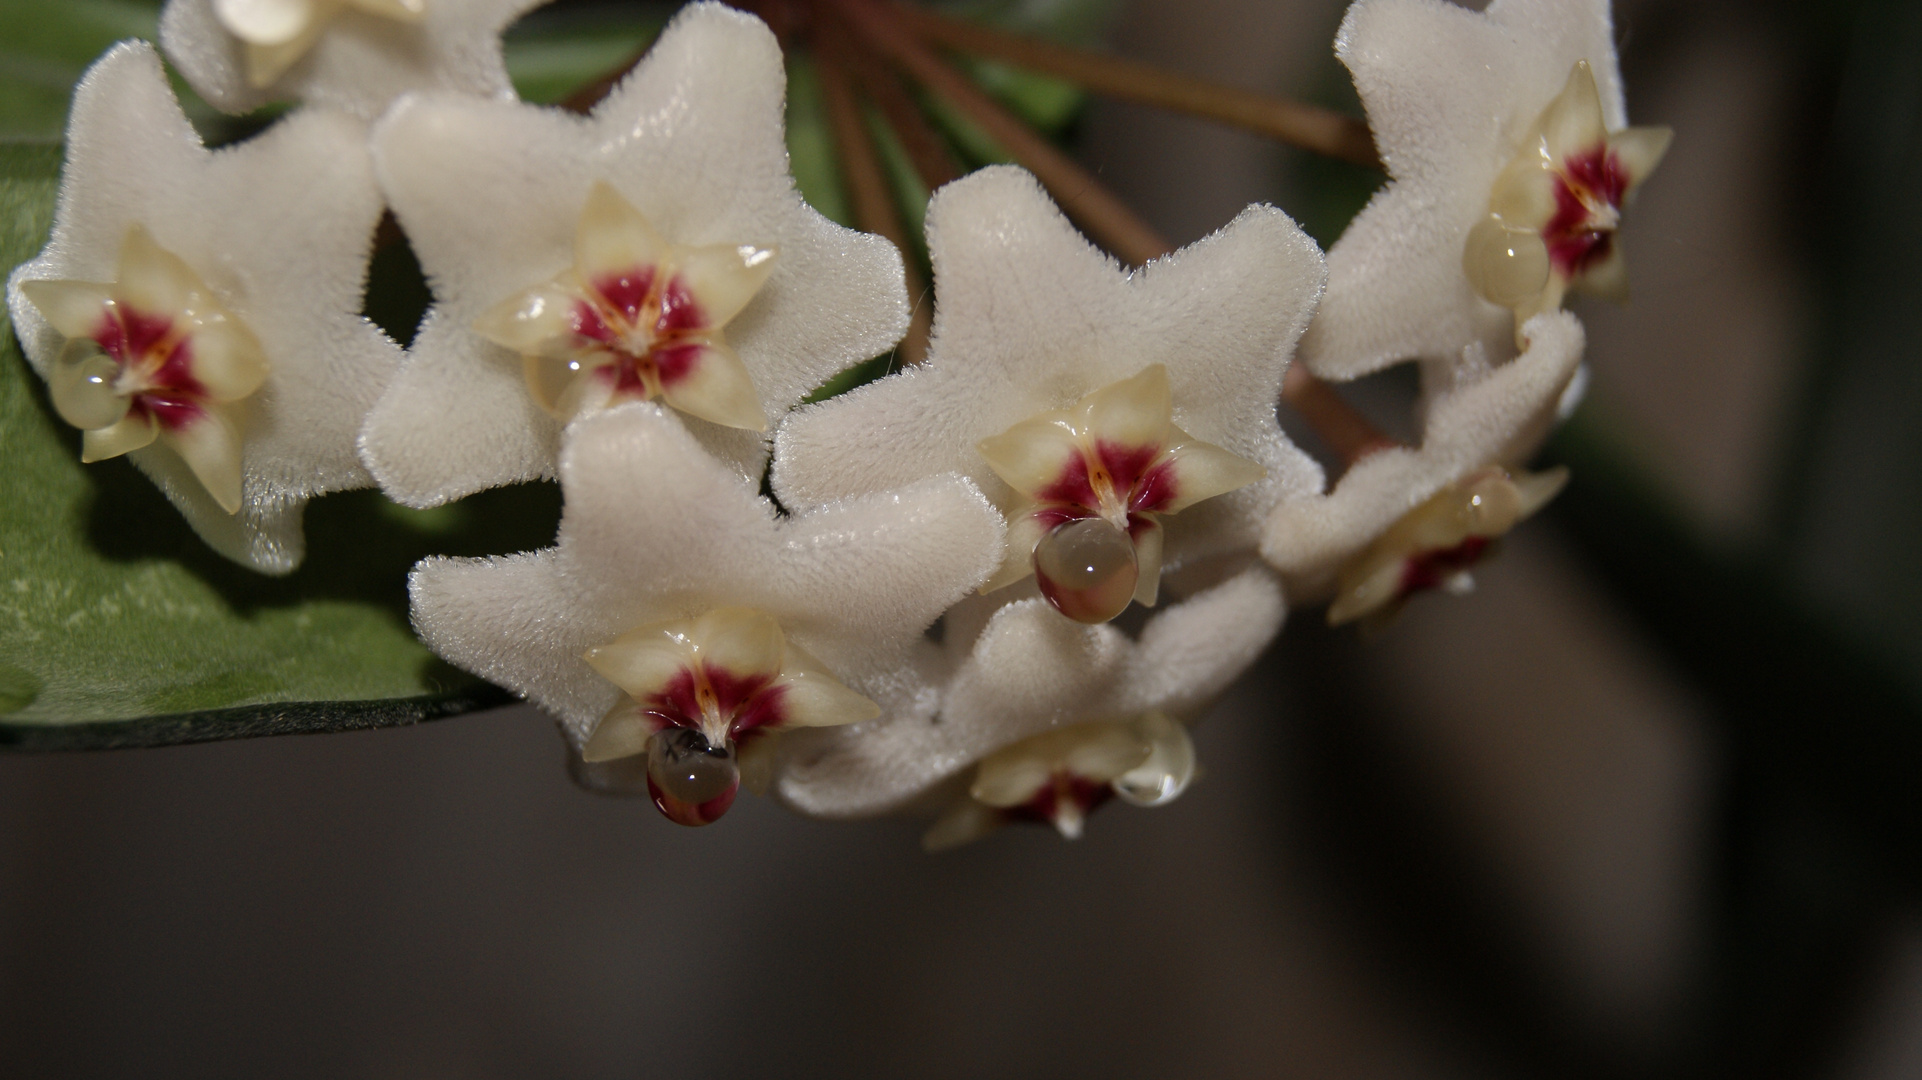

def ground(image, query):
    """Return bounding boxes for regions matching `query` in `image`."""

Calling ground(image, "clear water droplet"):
[1458,469,1523,535]
[1463,215,1550,307]
[49,343,129,432]
[644,727,739,826]
[523,352,599,417]
[1033,516,1138,624]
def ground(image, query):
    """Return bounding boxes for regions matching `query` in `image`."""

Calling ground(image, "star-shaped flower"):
[1299,0,1669,382]
[6,42,401,573]
[772,165,1325,624]
[159,0,544,119]
[920,711,1199,850]
[471,180,778,432]
[976,364,1267,623]
[1463,60,1669,328]
[772,564,1286,821]
[408,402,1004,824]
[1262,311,1585,620]
[1323,463,1567,626]
[360,2,910,507]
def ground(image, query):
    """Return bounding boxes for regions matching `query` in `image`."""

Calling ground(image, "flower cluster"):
[7,0,1666,844]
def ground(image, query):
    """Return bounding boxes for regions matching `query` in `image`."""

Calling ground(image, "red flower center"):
[1033,439,1178,537]
[1543,146,1630,278]
[1399,535,1492,599]
[569,267,714,401]
[641,660,787,743]
[91,304,205,430]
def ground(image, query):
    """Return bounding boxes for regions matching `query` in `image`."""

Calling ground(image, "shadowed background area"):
[5,0,1921,1076]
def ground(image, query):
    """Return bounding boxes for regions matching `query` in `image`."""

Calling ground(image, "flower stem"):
[548,2,1396,466]
[891,2,1380,169]
[832,0,1173,266]
[840,27,963,193]
[1282,364,1397,467]
[816,32,933,365]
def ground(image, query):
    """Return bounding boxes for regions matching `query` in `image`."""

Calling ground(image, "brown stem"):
[545,2,1394,463]
[838,29,963,192]
[1282,363,1397,467]
[891,2,1379,169]
[831,0,1173,266]
[816,33,933,365]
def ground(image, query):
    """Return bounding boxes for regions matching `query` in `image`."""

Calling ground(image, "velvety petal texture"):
[6,42,400,573]
[159,0,542,119]
[361,2,911,506]
[774,165,1325,599]
[408,403,1005,748]
[1300,0,1626,381]
[1262,311,1585,592]
[773,563,1286,818]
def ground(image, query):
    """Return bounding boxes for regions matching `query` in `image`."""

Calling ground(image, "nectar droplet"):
[1463,215,1550,307]
[49,343,129,432]
[524,353,596,418]
[1459,470,1523,535]
[1034,516,1139,624]
[644,727,739,827]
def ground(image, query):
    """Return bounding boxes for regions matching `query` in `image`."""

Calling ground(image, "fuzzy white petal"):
[772,565,1287,817]
[1300,0,1623,381]
[160,0,540,119]
[4,42,399,574]
[774,165,1325,582]
[409,403,1003,746]
[1262,310,1584,582]
[361,2,909,505]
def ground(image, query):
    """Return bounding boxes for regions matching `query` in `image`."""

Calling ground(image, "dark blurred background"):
[5,0,1922,1075]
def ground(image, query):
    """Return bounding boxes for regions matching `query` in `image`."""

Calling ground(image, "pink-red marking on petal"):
[643,662,790,740]
[1399,536,1491,598]
[89,307,208,432]
[1544,147,1630,277]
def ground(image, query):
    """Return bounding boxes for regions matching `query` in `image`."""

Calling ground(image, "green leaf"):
[501,4,666,106]
[0,141,556,746]
[785,54,853,229]
[0,0,160,142]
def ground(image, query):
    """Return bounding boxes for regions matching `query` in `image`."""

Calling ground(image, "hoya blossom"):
[582,607,881,825]
[1262,311,1585,614]
[361,2,909,507]
[1462,60,1671,331]
[774,166,1324,624]
[6,42,400,573]
[205,0,426,91]
[408,404,1004,821]
[472,181,778,433]
[1325,464,1568,626]
[19,225,268,515]
[922,712,1199,850]
[976,364,1267,623]
[160,0,542,119]
[772,565,1285,821]
[1299,0,1659,385]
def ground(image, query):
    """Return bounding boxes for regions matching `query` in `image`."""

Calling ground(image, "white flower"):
[1321,462,1568,627]
[975,365,1268,623]
[160,0,544,119]
[408,403,1004,823]
[772,165,1325,624]
[359,2,909,507]
[920,711,1199,850]
[1461,61,1670,328]
[772,563,1287,820]
[6,42,401,574]
[1300,0,1667,383]
[1262,310,1585,619]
